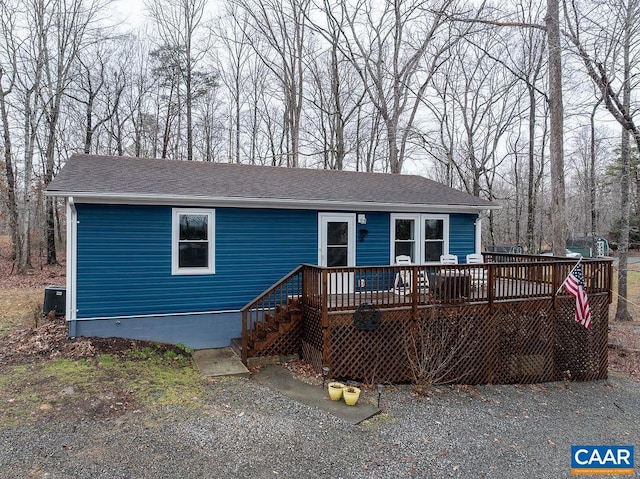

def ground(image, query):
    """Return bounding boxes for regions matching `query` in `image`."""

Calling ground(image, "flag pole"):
[555,256,583,295]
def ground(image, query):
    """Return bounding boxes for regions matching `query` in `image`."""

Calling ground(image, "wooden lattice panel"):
[301,340,322,372]
[302,306,323,349]
[329,309,413,383]
[490,300,555,384]
[418,304,492,385]
[315,293,609,385]
[254,322,302,358]
[554,294,609,381]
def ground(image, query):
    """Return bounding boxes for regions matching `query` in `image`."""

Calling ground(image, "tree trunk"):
[615,0,634,321]
[546,0,567,256]
[185,56,193,161]
[526,85,537,252]
[44,115,59,265]
[46,197,57,264]
[589,100,601,248]
[0,81,21,266]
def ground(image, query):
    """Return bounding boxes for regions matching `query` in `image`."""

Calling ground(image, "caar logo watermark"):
[571,445,635,475]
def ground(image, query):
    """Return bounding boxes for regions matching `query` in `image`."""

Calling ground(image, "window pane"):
[394,242,414,261]
[395,219,414,240]
[327,222,348,246]
[424,219,443,240]
[424,242,443,262]
[179,242,209,268]
[180,214,208,241]
[327,246,348,267]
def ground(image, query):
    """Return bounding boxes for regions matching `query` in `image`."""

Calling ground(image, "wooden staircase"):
[236,266,305,364]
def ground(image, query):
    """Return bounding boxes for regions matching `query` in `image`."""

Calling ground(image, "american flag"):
[563,264,592,329]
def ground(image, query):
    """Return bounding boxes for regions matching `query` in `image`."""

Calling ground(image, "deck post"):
[321,268,330,368]
[411,266,419,321]
[552,263,559,309]
[241,309,248,364]
[487,263,494,314]
[607,261,613,304]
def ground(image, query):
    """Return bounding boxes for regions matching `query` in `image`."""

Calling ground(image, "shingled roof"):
[47,154,497,212]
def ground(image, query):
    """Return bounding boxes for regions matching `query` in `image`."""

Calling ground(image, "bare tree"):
[503,1,548,252]
[213,2,252,164]
[564,0,640,320]
[232,0,311,167]
[37,0,106,264]
[546,0,568,255]
[449,0,567,253]
[146,0,209,161]
[446,35,522,197]
[67,44,125,154]
[0,1,20,265]
[334,0,462,173]
[305,0,367,170]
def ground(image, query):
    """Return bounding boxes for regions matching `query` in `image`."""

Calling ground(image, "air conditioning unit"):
[43,285,66,317]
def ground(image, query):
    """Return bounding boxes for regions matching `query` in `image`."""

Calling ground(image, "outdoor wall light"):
[359,228,369,241]
[322,366,330,388]
[377,384,384,408]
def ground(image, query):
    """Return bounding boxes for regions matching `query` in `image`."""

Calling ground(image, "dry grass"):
[610,260,640,325]
[0,235,65,338]
[0,288,43,338]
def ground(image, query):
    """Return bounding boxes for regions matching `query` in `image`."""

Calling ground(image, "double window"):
[391,214,449,263]
[172,208,215,275]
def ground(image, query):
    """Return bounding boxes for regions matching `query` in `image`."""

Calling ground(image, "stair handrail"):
[240,265,305,363]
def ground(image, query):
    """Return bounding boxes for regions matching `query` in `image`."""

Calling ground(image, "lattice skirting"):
[253,322,303,358]
[302,294,609,385]
[302,341,322,372]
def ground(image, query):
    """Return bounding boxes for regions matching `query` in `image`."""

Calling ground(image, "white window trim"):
[422,214,449,263]
[318,212,356,267]
[172,208,215,275]
[390,213,449,264]
[390,213,420,263]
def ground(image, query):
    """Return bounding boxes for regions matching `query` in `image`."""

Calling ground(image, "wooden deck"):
[241,254,613,384]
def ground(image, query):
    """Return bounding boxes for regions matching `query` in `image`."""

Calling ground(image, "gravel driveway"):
[1,374,638,478]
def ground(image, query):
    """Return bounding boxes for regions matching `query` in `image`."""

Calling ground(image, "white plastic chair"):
[394,255,412,293]
[466,253,484,264]
[466,253,486,289]
[394,255,429,294]
[440,254,458,265]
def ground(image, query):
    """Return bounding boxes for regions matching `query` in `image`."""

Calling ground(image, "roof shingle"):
[47,154,496,210]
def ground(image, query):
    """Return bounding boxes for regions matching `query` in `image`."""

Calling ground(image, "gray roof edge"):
[45,190,501,212]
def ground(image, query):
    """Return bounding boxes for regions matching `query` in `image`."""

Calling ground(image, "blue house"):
[47,154,497,350]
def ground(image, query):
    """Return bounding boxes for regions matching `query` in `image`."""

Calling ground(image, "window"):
[326,221,349,267]
[391,214,449,263]
[424,217,445,262]
[172,208,215,275]
[393,217,417,262]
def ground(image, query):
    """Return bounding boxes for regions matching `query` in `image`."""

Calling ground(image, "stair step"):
[243,299,304,361]
[230,338,242,357]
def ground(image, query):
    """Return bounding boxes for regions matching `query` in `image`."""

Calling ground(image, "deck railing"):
[301,256,612,313]
[299,256,612,383]
[240,265,304,363]
[242,254,612,364]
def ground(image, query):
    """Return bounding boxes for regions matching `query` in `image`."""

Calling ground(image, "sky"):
[112,0,147,27]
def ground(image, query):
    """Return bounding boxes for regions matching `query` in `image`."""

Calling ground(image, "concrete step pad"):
[193,347,250,378]
[252,365,381,425]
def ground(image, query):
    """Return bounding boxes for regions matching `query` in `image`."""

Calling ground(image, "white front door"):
[318,213,356,294]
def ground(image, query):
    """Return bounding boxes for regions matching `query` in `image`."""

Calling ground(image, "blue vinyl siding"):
[75,205,478,323]
[76,204,317,318]
[356,212,390,266]
[449,214,477,261]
